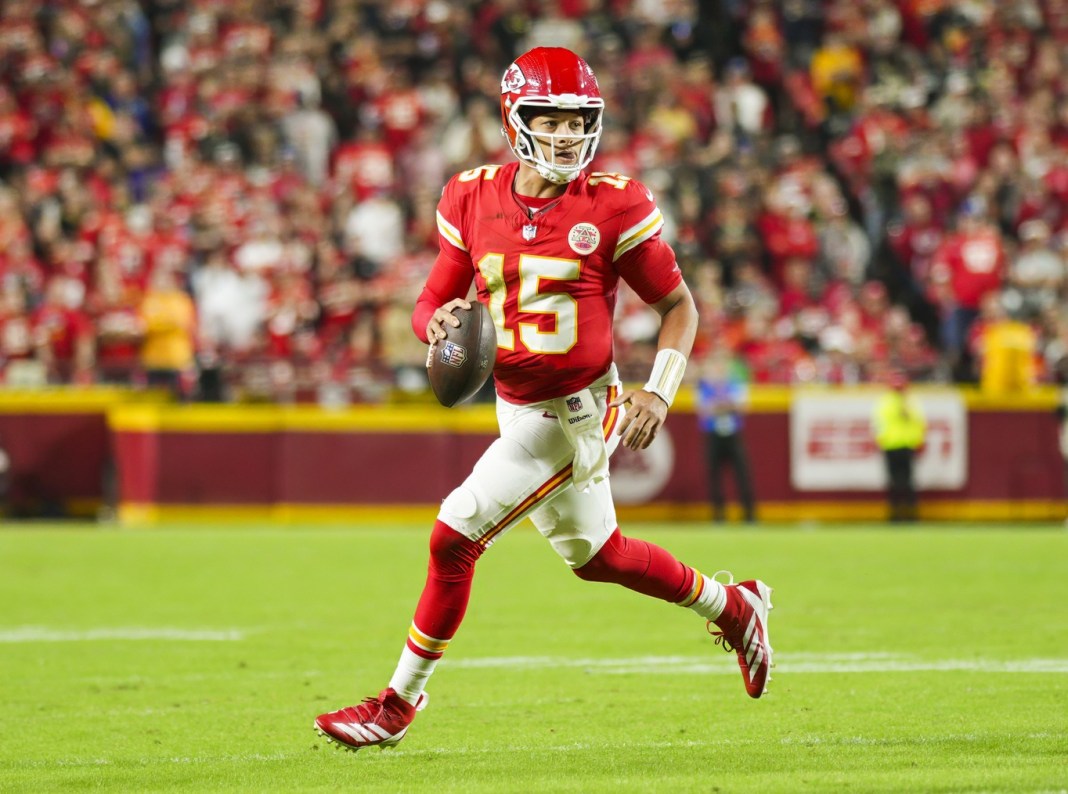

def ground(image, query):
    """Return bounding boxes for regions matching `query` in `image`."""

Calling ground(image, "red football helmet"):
[500,47,604,184]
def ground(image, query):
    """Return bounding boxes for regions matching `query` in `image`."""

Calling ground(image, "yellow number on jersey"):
[476,253,515,349]
[477,253,581,354]
[458,164,502,182]
[587,171,631,189]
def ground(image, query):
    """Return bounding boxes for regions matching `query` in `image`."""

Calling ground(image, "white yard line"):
[13,753,294,769]
[445,653,1068,674]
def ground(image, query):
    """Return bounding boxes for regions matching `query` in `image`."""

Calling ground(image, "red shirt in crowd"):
[931,224,1006,310]
[32,300,94,364]
[333,138,395,200]
[757,210,819,287]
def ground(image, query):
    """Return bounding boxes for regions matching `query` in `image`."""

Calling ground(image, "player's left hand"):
[610,389,668,450]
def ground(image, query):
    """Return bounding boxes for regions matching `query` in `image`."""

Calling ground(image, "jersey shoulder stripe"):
[614,206,664,261]
[437,163,511,252]
[436,209,467,252]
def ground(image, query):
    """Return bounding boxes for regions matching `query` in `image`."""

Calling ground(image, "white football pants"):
[437,366,624,568]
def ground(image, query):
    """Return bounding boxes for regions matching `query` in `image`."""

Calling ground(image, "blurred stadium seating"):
[0,0,1065,404]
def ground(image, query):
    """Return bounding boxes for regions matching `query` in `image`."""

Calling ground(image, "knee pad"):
[438,436,548,539]
[439,484,480,530]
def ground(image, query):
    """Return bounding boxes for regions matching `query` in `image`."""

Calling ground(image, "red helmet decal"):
[501,64,527,94]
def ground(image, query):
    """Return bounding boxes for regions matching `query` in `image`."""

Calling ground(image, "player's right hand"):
[610,388,668,450]
[427,299,472,342]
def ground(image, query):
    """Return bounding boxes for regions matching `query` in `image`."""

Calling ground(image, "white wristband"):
[643,348,687,407]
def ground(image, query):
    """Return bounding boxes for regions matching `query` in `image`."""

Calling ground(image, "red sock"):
[573,528,695,603]
[409,520,483,652]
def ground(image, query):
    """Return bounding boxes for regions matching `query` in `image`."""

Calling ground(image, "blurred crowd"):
[0,0,1066,403]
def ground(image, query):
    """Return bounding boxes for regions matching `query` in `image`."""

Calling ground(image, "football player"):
[315,47,774,752]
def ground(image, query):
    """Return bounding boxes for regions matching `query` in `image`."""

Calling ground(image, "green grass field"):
[2,522,1066,793]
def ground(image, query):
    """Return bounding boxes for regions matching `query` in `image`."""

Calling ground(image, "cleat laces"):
[709,624,736,652]
[358,694,389,718]
[706,571,739,651]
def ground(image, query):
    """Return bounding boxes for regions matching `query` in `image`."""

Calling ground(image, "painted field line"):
[445,653,1068,674]
[12,753,294,770]
[0,626,246,642]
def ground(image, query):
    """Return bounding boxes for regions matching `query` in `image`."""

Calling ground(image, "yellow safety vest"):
[872,392,926,451]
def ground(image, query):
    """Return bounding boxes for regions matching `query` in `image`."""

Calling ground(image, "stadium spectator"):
[972,292,1040,395]
[313,47,774,754]
[279,93,337,188]
[715,57,771,139]
[32,276,95,385]
[810,30,865,119]
[89,260,143,385]
[0,0,1060,399]
[138,263,196,399]
[1007,220,1066,320]
[0,284,39,385]
[929,199,1007,380]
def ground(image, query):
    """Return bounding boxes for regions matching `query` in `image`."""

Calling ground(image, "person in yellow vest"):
[139,265,197,400]
[871,371,926,522]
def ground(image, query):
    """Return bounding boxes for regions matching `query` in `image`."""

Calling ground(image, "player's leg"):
[315,400,579,750]
[528,387,773,698]
[532,484,774,699]
[314,517,474,751]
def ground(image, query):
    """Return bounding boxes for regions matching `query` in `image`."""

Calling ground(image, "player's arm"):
[412,251,473,344]
[412,184,475,344]
[608,179,697,450]
[611,281,698,450]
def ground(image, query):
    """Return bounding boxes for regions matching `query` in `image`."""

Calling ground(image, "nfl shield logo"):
[566,396,583,412]
[440,341,467,368]
[522,224,537,241]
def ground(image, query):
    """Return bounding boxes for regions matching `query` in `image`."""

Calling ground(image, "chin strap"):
[532,160,581,184]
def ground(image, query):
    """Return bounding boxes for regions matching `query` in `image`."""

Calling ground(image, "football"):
[427,302,497,407]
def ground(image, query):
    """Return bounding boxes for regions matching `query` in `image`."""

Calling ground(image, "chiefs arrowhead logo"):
[501,64,526,94]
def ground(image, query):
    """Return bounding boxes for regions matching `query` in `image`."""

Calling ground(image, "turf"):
[1,522,1066,793]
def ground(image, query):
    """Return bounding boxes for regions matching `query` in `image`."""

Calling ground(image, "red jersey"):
[414,162,682,403]
[333,140,395,199]
[31,303,94,363]
[931,228,1005,310]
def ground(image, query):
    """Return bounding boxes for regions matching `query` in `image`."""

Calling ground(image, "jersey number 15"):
[477,253,579,355]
